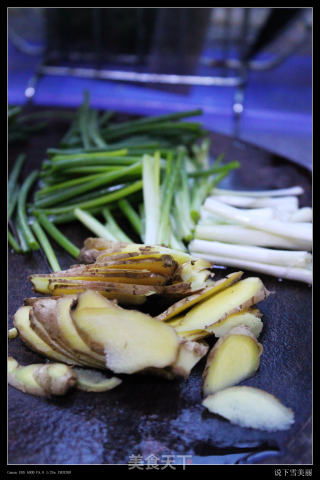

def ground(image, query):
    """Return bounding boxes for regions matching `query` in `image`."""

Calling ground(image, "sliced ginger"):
[206,309,263,338]
[15,296,105,369]
[13,306,78,365]
[71,290,181,374]
[34,363,77,396]
[202,325,263,396]
[170,340,209,379]
[47,281,157,306]
[157,271,243,322]
[178,277,270,332]
[8,327,18,339]
[11,241,278,422]
[51,285,148,306]
[8,357,47,396]
[81,238,192,264]
[54,296,106,368]
[8,357,76,397]
[173,259,212,292]
[28,240,215,309]
[74,368,122,392]
[202,386,294,432]
[73,288,112,311]
[29,267,169,293]
[168,307,263,342]
[29,300,86,366]
[95,255,178,276]
[31,276,162,296]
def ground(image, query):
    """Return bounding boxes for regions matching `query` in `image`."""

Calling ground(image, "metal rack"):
[10,8,312,125]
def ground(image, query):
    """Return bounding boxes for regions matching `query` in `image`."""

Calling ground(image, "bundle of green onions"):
[8,106,44,145]
[8,106,74,145]
[8,92,239,269]
[7,153,77,271]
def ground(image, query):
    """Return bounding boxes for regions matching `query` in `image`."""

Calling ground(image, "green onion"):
[50,149,128,162]
[98,110,114,127]
[58,166,121,176]
[189,155,238,223]
[88,109,108,148]
[79,90,91,149]
[158,152,182,245]
[189,247,312,285]
[172,156,195,242]
[8,230,22,253]
[102,108,203,135]
[60,108,81,147]
[14,94,239,259]
[47,145,130,156]
[49,207,104,225]
[8,106,22,121]
[35,162,142,208]
[18,110,75,123]
[142,153,161,245]
[39,181,143,215]
[60,184,128,207]
[74,208,117,241]
[8,153,26,203]
[8,187,19,220]
[30,219,61,271]
[212,186,304,198]
[15,215,31,253]
[102,207,133,243]
[188,161,239,178]
[35,168,122,197]
[118,199,142,236]
[103,121,204,142]
[48,155,138,173]
[17,171,40,250]
[204,198,312,246]
[139,203,146,242]
[34,211,80,258]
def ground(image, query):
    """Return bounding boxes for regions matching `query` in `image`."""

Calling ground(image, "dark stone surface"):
[8,109,312,465]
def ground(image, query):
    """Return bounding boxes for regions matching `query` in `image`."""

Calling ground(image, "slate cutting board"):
[8,109,312,465]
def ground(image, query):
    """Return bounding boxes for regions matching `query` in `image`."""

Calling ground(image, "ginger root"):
[71,290,181,374]
[177,277,270,332]
[206,308,263,338]
[202,325,263,396]
[74,368,122,392]
[170,340,209,379]
[8,356,76,397]
[8,327,18,339]
[202,386,294,432]
[157,271,243,322]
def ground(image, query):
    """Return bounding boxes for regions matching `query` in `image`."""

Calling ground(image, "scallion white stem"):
[212,186,304,197]
[204,198,312,247]
[170,230,187,252]
[288,207,313,223]
[158,152,182,245]
[194,224,311,250]
[102,207,133,243]
[142,153,161,244]
[208,194,298,212]
[139,203,146,243]
[74,208,117,241]
[169,216,187,251]
[200,207,275,223]
[189,239,312,268]
[190,251,312,285]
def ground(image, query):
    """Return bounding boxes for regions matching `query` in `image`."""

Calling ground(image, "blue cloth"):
[8,41,311,169]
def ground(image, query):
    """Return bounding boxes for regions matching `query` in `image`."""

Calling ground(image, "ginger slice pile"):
[29,239,212,306]
[9,240,295,432]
